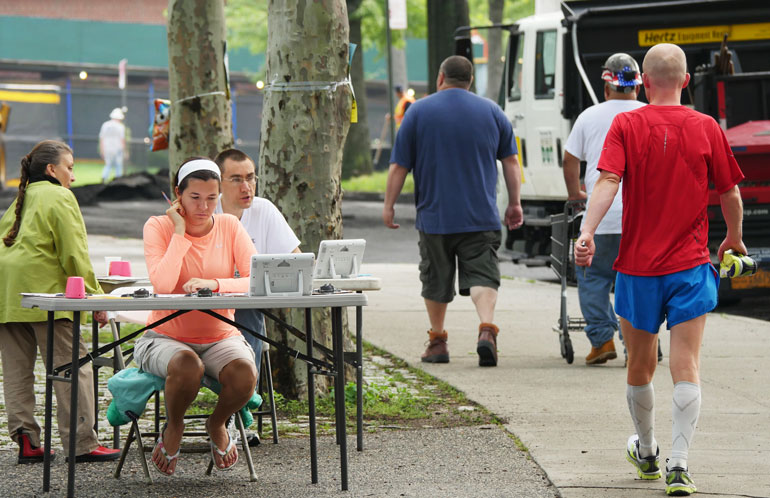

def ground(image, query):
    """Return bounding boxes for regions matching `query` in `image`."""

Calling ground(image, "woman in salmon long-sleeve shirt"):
[135,158,257,475]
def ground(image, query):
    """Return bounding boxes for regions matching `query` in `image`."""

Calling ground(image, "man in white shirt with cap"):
[562,53,645,365]
[99,107,126,183]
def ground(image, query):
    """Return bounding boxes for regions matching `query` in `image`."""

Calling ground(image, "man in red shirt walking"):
[575,43,745,496]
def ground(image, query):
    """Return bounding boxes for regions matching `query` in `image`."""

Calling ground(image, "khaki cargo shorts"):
[134,330,255,382]
[418,230,502,303]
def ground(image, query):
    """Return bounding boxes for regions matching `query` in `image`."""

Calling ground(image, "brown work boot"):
[421,330,449,363]
[476,323,499,367]
[586,339,617,365]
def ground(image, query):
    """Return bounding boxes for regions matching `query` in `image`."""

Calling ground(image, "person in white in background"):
[99,108,126,183]
[214,148,300,446]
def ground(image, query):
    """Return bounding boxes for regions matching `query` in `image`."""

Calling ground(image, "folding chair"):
[252,342,279,445]
[111,371,258,483]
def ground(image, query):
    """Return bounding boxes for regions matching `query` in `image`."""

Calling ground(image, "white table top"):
[20,292,367,312]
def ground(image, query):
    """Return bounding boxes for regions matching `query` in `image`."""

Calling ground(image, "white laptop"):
[249,253,315,297]
[313,239,366,279]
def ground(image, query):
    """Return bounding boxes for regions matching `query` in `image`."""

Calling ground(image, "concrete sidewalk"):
[84,236,769,497]
[362,263,770,498]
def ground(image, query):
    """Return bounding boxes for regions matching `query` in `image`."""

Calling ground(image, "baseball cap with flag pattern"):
[601,53,642,93]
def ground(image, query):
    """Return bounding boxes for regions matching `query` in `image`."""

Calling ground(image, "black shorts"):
[418,230,502,303]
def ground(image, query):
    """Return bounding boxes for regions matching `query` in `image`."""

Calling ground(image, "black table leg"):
[356,303,363,451]
[305,308,318,484]
[43,312,54,492]
[112,322,121,449]
[92,319,99,435]
[331,310,341,446]
[67,311,81,498]
[333,306,348,491]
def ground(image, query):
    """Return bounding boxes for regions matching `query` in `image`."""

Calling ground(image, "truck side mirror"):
[455,36,474,64]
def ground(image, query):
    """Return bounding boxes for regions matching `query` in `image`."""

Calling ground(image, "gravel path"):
[0,426,556,498]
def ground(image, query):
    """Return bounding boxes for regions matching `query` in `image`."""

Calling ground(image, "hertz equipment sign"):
[639,23,770,47]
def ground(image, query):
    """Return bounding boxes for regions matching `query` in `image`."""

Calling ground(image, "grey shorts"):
[418,230,502,303]
[133,330,255,382]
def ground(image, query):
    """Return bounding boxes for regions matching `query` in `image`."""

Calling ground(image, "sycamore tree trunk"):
[167,0,233,183]
[260,0,352,397]
[342,0,373,179]
[486,0,505,102]
[427,0,470,94]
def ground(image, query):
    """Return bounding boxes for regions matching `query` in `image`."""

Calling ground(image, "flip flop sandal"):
[206,421,238,471]
[152,424,180,476]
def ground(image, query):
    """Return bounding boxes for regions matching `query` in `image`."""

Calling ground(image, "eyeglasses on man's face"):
[224,174,257,185]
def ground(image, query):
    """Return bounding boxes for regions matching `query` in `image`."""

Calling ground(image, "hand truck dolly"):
[549,200,586,364]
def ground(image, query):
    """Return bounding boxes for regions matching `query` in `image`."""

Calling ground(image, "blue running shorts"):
[615,263,719,333]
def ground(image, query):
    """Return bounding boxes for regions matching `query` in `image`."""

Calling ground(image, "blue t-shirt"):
[390,88,517,234]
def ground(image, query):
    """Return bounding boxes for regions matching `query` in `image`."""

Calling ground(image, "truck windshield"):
[508,32,524,101]
[535,29,557,99]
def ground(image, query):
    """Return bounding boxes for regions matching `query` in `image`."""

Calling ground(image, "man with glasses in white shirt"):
[214,148,300,445]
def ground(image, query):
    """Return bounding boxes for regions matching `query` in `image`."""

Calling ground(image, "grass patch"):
[70,160,161,186]
[72,160,107,185]
[342,170,414,194]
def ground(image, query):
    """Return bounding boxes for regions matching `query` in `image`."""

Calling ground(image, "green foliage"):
[188,388,219,416]
[327,379,436,420]
[221,1,535,77]
[467,0,535,26]
[224,0,427,68]
[225,0,268,74]
[342,170,414,193]
[357,0,427,56]
[356,0,535,64]
[272,391,309,420]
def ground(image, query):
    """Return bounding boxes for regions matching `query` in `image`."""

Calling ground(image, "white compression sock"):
[670,381,701,470]
[627,383,657,458]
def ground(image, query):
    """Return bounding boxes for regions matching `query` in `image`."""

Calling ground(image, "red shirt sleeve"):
[708,121,745,194]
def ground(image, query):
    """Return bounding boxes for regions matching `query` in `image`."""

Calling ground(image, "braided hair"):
[3,140,72,247]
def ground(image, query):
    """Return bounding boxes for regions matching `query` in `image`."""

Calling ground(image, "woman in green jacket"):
[0,140,120,464]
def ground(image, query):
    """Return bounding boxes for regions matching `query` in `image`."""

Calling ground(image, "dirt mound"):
[72,171,170,206]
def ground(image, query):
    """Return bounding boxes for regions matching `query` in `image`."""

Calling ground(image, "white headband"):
[177,159,221,185]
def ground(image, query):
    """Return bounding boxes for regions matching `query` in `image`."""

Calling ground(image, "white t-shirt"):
[215,196,300,254]
[564,99,645,234]
[99,119,125,155]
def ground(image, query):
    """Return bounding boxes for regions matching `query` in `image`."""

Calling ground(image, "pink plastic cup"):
[65,276,86,299]
[109,260,132,277]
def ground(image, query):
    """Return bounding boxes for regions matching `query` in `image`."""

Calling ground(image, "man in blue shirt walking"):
[383,55,523,367]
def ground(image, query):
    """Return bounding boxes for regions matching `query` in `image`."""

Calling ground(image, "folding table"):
[21,292,367,497]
